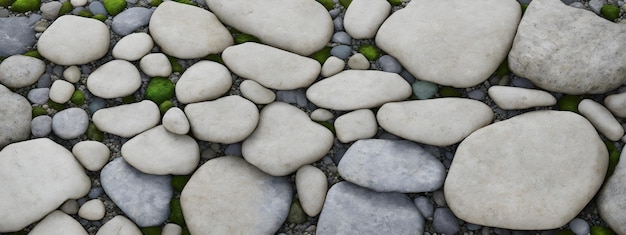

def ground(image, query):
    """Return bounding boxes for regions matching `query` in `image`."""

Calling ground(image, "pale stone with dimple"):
[335,109,377,143]
[87,60,142,99]
[604,92,626,118]
[223,42,321,90]
[112,33,154,61]
[344,0,391,39]
[96,216,142,235]
[60,200,79,215]
[175,61,232,104]
[307,70,412,111]
[162,107,190,135]
[181,156,292,235]
[578,99,624,141]
[185,96,259,144]
[37,15,109,65]
[205,0,332,55]
[488,86,557,110]
[29,211,87,235]
[49,80,75,103]
[375,0,521,87]
[63,65,81,83]
[242,102,334,176]
[139,53,172,77]
[598,149,626,235]
[508,0,626,94]
[78,199,105,221]
[92,101,160,138]
[72,141,110,171]
[239,80,276,105]
[377,98,493,146]
[0,138,90,232]
[347,53,370,70]
[321,56,345,77]
[149,1,233,59]
[296,165,327,217]
[310,109,334,121]
[0,55,45,88]
[445,110,607,230]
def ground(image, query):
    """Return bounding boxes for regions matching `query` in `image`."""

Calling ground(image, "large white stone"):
[0,138,90,232]
[122,125,200,175]
[343,0,391,39]
[508,0,626,94]
[86,60,142,99]
[0,55,45,88]
[295,165,328,217]
[112,33,154,61]
[488,86,557,110]
[175,61,232,104]
[335,109,377,143]
[222,42,321,90]
[92,100,160,138]
[578,99,624,141]
[306,70,412,110]
[205,0,332,55]
[184,96,259,144]
[598,149,626,234]
[37,15,109,65]
[242,102,334,176]
[375,0,521,88]
[29,211,87,235]
[149,1,233,59]
[605,92,626,118]
[96,216,142,235]
[72,140,110,171]
[377,98,493,146]
[445,110,607,230]
[181,156,292,235]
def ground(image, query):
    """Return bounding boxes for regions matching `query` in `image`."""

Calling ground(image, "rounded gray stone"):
[27,88,50,105]
[112,7,153,36]
[0,17,36,57]
[433,208,460,235]
[52,108,89,139]
[31,115,52,137]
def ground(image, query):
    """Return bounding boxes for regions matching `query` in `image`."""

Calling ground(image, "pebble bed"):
[0,0,626,234]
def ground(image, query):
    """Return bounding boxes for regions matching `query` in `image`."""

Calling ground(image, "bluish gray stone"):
[378,55,402,73]
[338,139,446,193]
[333,16,344,31]
[331,31,352,45]
[0,17,36,57]
[88,98,106,115]
[101,158,172,227]
[112,7,153,36]
[569,218,590,235]
[0,92,31,148]
[412,80,438,100]
[414,196,434,219]
[400,69,416,83]
[88,1,108,16]
[37,74,52,88]
[433,208,460,235]
[276,89,308,107]
[52,108,89,139]
[467,89,486,100]
[27,88,50,105]
[329,8,341,18]
[330,45,352,59]
[31,115,52,137]
[41,2,62,20]
[317,182,424,235]
[511,76,535,88]
[224,143,242,157]
[88,187,104,199]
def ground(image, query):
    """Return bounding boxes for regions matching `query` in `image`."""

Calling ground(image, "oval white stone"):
[139,53,172,77]
[112,33,154,61]
[488,86,557,110]
[49,80,75,103]
[92,100,160,138]
[63,65,81,83]
[0,55,45,88]
[239,80,276,105]
[78,199,105,221]
[347,53,370,70]
[87,60,142,99]
[72,141,110,171]
[296,165,328,217]
[344,0,391,39]
[96,216,142,235]
[335,109,377,143]
[321,56,345,77]
[37,15,109,65]
[578,99,624,141]
[175,61,232,104]
[184,96,259,144]
[310,108,334,122]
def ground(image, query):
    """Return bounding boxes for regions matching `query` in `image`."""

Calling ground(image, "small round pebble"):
[63,65,81,83]
[162,107,190,135]
[162,223,182,235]
[140,53,172,77]
[72,141,111,171]
[378,55,402,73]
[569,218,590,235]
[112,7,153,36]
[112,32,154,61]
[310,108,334,121]
[40,2,62,20]
[27,88,50,105]
[49,80,75,103]
[78,199,105,220]
[333,17,344,31]
[412,80,438,100]
[239,80,276,105]
[347,53,370,70]
[31,115,52,137]
[433,208,460,235]
[321,56,345,77]
[331,31,352,45]
[414,196,434,219]
[60,199,79,214]
[330,45,352,59]
[295,165,328,217]
[52,107,89,139]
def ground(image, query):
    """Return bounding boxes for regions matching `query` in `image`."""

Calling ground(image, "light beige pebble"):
[34,21,49,32]
[72,141,110,171]
[0,55,45,88]
[37,15,109,65]
[96,216,142,235]
[140,53,172,77]
[310,109,334,122]
[59,200,79,215]
[112,33,154,61]
[321,56,345,77]
[162,223,182,235]
[239,80,276,105]
[296,165,328,217]
[162,107,190,135]
[70,0,87,7]
[49,80,75,103]
[78,199,105,221]
[488,86,556,110]
[347,53,370,70]
[29,210,87,235]
[578,99,624,141]
[175,61,232,104]
[604,92,626,118]
[335,109,378,143]
[185,96,259,144]
[344,0,391,39]
[63,65,81,83]
[87,60,142,99]
[92,100,160,138]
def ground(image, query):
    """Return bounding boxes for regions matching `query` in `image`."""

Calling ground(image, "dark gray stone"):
[112,7,154,36]
[433,208,460,235]
[331,31,352,45]
[0,17,36,57]
[378,55,402,73]
[414,196,434,218]
[27,88,50,105]
[88,1,108,16]
[31,115,52,137]
[330,45,352,59]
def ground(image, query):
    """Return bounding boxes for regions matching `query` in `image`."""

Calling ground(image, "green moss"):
[234,33,261,44]
[58,1,73,16]
[47,100,65,110]
[148,0,161,6]
[557,95,581,113]
[122,94,135,104]
[520,4,528,15]
[204,54,224,64]
[159,100,174,114]
[339,0,351,8]
[77,9,93,18]
[173,0,194,5]
[605,140,620,178]
[317,0,334,10]
[591,226,616,235]
[70,90,85,106]
[140,226,162,235]
[92,14,107,22]
[439,86,462,97]
[169,198,186,226]
[86,122,104,141]
[358,44,380,61]
[315,121,335,135]
[388,0,402,6]
[145,77,175,105]
[103,0,126,16]
[10,0,40,13]
[168,56,184,73]
[495,59,510,77]
[0,0,16,7]
[23,50,42,60]
[310,47,332,65]
[601,4,620,21]
[182,227,191,235]
[171,175,191,192]
[32,106,47,117]
[287,199,307,224]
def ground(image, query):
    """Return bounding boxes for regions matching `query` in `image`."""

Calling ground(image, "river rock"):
[597,149,626,234]
[605,92,626,118]
[78,199,105,221]
[72,141,110,171]
[184,96,259,144]
[112,32,154,61]
[29,210,87,235]
[175,61,232,104]
[295,165,328,217]
[239,80,276,105]
[0,55,45,88]
[86,60,142,99]
[92,100,160,138]
[334,109,377,143]
[37,15,109,65]
[488,86,557,110]
[139,53,171,77]
[578,99,624,141]
[162,107,190,135]
[0,92,31,149]
[343,0,391,39]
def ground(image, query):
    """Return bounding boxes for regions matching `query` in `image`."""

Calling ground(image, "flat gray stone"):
[92,101,160,138]
[597,149,626,234]
[508,0,626,94]
[0,92,31,149]
[96,216,142,235]
[338,139,446,193]
[0,17,36,57]
[52,108,89,140]
[112,7,153,36]
[317,182,424,235]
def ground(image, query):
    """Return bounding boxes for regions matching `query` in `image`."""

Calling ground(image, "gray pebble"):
[71,7,86,15]
[88,187,104,198]
[28,14,41,24]
[37,74,52,88]
[467,89,486,100]
[81,64,92,74]
[330,45,352,59]
[412,80,438,100]
[466,223,482,231]
[125,0,138,5]
[433,190,446,207]
[569,2,585,8]
[400,69,416,83]
[378,55,402,73]
[511,77,535,88]
[333,17,344,31]
[433,208,460,235]
[329,8,341,18]
[40,2,62,20]
[52,108,89,139]
[89,1,108,16]
[224,143,242,157]
[0,17,36,57]
[569,218,590,235]
[331,31,352,45]
[88,98,106,114]
[276,89,308,107]
[27,88,50,105]
[112,7,154,36]
[52,65,64,77]
[31,115,52,137]
[589,0,606,14]
[0,8,10,17]
[413,196,434,219]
